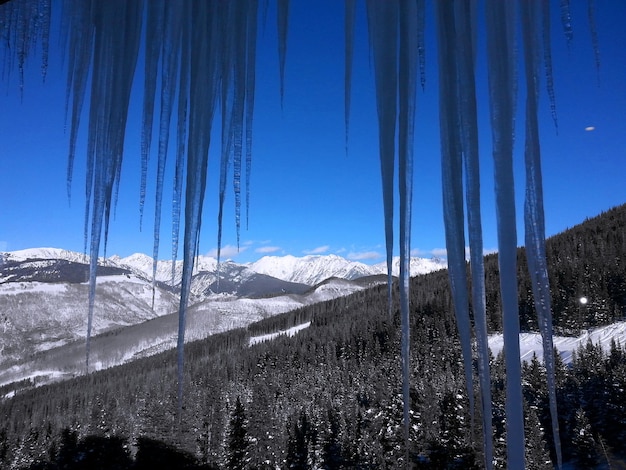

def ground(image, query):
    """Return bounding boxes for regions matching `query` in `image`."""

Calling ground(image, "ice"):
[74,1,144,373]
[175,0,221,411]
[399,0,418,449]
[171,2,191,288]
[560,0,574,44]
[435,0,475,439]
[245,1,259,230]
[455,1,493,465]
[541,1,559,131]
[140,0,164,230]
[520,1,562,465]
[344,0,356,153]
[588,0,601,78]
[277,0,289,106]
[365,0,397,316]
[151,0,183,309]
[485,0,525,467]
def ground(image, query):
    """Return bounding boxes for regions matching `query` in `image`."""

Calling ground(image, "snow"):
[249,254,445,286]
[488,321,626,365]
[248,322,311,346]
[4,248,89,264]
[0,281,68,295]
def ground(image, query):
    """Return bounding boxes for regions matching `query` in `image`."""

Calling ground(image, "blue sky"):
[1,1,625,264]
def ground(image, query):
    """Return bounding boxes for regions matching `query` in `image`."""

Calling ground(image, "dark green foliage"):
[286,410,315,469]
[134,437,204,470]
[571,408,599,469]
[227,397,249,470]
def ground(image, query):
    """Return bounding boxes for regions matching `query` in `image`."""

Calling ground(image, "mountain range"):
[0,248,446,389]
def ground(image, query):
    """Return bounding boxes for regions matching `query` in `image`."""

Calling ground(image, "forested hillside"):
[1,205,625,468]
[488,204,626,333]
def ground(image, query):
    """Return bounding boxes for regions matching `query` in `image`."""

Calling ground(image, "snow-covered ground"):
[249,322,312,346]
[488,320,626,364]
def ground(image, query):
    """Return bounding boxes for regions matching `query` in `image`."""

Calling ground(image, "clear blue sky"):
[1,1,624,264]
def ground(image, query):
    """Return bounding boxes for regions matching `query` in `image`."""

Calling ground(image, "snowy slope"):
[488,320,626,365]
[0,273,178,365]
[0,277,367,390]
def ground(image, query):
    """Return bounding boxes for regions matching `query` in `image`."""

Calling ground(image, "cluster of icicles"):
[1,0,601,468]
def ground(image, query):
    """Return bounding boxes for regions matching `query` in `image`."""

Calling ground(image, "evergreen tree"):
[524,403,552,469]
[321,407,343,469]
[286,410,312,469]
[228,397,250,470]
[572,408,599,469]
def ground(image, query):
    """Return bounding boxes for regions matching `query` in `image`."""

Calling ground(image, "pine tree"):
[228,397,250,470]
[321,407,343,469]
[286,410,312,469]
[572,408,599,469]
[524,403,552,469]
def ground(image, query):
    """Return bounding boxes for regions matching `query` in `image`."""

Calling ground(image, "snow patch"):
[488,320,626,365]
[248,322,311,346]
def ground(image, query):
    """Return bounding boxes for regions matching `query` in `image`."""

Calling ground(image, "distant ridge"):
[1,248,447,288]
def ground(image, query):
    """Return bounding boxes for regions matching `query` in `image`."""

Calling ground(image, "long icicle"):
[177,0,220,415]
[139,0,164,230]
[245,0,259,231]
[151,0,183,309]
[398,0,417,459]
[344,0,356,155]
[171,1,191,288]
[435,0,475,446]
[485,1,525,467]
[520,1,562,467]
[541,0,558,131]
[276,0,289,106]
[455,1,493,466]
[365,0,397,315]
[84,0,144,373]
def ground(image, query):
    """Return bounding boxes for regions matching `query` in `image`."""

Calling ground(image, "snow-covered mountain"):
[5,248,447,289]
[249,253,446,286]
[2,247,425,386]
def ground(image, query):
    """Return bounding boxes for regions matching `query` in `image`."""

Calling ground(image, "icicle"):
[520,1,562,467]
[435,0,475,450]
[171,2,191,288]
[344,0,356,154]
[177,0,221,413]
[151,0,183,309]
[277,0,289,106]
[63,0,93,201]
[216,2,234,273]
[541,1,558,131]
[455,1,493,465]
[78,0,144,372]
[245,1,258,231]
[139,0,164,230]
[365,0,397,315]
[231,2,248,249]
[485,1,525,467]
[587,0,600,80]
[559,0,573,44]
[39,0,50,81]
[398,0,417,456]
[416,0,426,91]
